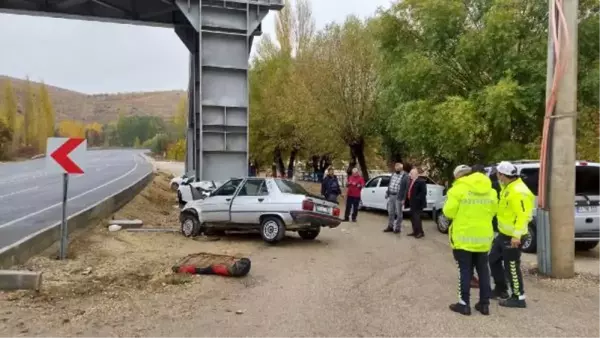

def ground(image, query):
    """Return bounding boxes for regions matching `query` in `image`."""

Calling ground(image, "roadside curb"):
[0,157,153,269]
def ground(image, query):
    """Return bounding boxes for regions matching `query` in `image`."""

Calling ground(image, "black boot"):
[383,227,393,232]
[449,303,471,316]
[491,288,510,300]
[474,302,490,315]
[499,296,527,308]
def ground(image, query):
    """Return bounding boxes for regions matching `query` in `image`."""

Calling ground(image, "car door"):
[201,179,243,223]
[423,176,444,211]
[230,179,269,224]
[361,177,381,208]
[373,176,391,210]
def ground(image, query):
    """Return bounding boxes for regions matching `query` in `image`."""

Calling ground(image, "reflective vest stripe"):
[454,235,494,245]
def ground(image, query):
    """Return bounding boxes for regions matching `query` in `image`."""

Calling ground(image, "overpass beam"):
[174,0,279,181]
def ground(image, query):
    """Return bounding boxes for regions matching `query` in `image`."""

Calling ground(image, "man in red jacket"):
[343,168,365,222]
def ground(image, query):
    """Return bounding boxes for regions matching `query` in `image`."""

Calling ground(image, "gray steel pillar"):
[174,0,282,181]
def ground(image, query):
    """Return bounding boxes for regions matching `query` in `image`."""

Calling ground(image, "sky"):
[0,0,392,94]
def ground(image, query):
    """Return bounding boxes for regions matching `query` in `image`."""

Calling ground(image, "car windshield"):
[275,179,309,195]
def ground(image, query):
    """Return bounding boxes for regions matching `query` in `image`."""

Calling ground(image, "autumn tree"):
[58,120,86,138]
[172,96,187,140]
[1,80,18,153]
[0,119,12,160]
[37,83,56,151]
[23,77,38,149]
[306,16,380,180]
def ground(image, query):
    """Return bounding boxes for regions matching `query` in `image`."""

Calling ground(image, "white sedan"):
[177,177,224,206]
[360,174,445,216]
[179,177,341,244]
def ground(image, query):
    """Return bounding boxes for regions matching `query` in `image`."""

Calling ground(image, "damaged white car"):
[179,177,341,244]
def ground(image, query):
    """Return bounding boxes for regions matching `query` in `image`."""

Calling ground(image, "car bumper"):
[289,211,341,228]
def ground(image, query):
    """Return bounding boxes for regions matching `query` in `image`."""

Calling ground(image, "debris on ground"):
[108,219,143,229]
[172,253,251,277]
[0,172,263,324]
[107,224,121,232]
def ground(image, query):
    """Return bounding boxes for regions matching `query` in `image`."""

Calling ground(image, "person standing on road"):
[443,164,498,316]
[384,163,409,233]
[344,168,365,222]
[321,167,341,203]
[407,167,427,238]
[489,161,534,308]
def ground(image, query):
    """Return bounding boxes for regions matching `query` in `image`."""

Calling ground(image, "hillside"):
[0,75,186,124]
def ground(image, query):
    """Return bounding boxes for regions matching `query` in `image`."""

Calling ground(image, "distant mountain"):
[0,75,186,124]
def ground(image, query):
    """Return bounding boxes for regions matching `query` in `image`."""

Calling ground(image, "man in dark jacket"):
[407,167,427,238]
[321,167,341,203]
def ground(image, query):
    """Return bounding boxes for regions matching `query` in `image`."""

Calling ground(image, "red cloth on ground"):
[346,175,365,198]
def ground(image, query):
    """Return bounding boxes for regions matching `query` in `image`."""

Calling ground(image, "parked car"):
[177,177,223,206]
[435,160,600,253]
[359,174,445,217]
[170,174,193,191]
[179,177,341,244]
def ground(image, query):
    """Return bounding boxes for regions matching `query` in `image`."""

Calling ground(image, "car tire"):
[298,227,321,240]
[521,223,537,253]
[180,213,202,237]
[575,241,599,251]
[436,213,450,234]
[260,216,286,244]
[171,182,179,191]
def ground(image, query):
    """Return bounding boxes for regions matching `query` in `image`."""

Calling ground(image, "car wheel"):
[575,241,599,251]
[260,216,286,244]
[298,227,321,240]
[436,214,450,234]
[171,182,179,191]
[180,213,202,237]
[521,223,537,253]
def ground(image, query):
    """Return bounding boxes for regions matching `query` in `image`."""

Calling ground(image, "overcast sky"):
[0,0,391,94]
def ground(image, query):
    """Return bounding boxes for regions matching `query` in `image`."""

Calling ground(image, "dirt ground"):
[0,173,598,337]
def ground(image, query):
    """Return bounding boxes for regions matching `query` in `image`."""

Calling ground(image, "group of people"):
[443,161,534,316]
[320,163,429,237]
[320,160,535,317]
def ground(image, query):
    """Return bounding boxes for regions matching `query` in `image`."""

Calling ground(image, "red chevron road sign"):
[46,137,87,174]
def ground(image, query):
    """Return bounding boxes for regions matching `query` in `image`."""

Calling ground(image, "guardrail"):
[0,169,153,269]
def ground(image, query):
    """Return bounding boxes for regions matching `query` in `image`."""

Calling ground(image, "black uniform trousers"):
[410,207,424,235]
[344,196,360,221]
[489,233,525,297]
[453,249,491,305]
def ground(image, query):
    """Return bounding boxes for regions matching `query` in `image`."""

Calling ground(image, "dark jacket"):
[398,173,410,201]
[321,175,341,197]
[407,176,427,210]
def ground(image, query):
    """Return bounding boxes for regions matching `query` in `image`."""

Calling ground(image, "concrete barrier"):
[0,170,153,269]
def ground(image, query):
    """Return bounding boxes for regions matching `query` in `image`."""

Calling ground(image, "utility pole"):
[541,0,578,278]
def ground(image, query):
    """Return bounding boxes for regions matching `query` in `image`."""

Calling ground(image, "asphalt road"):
[0,149,152,250]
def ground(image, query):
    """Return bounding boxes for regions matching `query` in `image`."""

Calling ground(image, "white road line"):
[0,186,39,200]
[0,157,140,230]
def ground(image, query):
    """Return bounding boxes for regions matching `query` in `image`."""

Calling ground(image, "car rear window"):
[576,166,600,196]
[520,166,600,196]
[275,179,309,195]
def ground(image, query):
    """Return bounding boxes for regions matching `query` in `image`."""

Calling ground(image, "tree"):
[23,77,37,148]
[374,0,551,178]
[172,97,187,140]
[0,119,12,160]
[133,137,141,148]
[58,120,86,138]
[306,16,380,180]
[37,83,56,151]
[1,80,18,153]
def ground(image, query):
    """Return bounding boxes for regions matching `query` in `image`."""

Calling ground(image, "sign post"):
[46,137,87,260]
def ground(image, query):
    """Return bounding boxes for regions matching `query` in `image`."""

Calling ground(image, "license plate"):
[577,206,598,214]
[315,205,331,214]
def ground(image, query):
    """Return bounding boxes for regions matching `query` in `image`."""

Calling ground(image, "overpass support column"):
[174,0,282,181]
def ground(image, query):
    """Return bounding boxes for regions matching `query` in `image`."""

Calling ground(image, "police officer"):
[443,165,498,316]
[489,161,534,308]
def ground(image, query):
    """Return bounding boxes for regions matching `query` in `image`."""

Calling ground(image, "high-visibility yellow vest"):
[497,178,535,238]
[443,173,498,252]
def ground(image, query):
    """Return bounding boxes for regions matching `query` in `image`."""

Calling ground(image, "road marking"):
[0,186,39,200]
[0,157,141,230]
